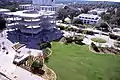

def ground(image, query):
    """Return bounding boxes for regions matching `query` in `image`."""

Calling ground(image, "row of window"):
[79,16,99,20]
[82,20,97,24]
[81,20,97,23]
[21,6,57,11]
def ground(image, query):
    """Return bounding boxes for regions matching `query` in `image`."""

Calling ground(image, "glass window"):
[94,21,96,23]
[95,17,98,20]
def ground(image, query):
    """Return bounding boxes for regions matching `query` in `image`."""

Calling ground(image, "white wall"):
[32,0,55,5]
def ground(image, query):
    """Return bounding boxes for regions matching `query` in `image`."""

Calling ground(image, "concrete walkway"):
[0,31,44,80]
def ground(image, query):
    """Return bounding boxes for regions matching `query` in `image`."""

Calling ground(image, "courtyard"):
[46,42,120,80]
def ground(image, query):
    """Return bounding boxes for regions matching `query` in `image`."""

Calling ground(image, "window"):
[94,21,96,23]
[89,18,91,19]
[87,22,89,24]
[95,17,98,20]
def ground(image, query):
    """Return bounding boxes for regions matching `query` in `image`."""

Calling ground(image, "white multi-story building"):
[32,0,55,5]
[4,10,62,44]
[0,9,10,14]
[19,0,63,11]
[78,14,102,25]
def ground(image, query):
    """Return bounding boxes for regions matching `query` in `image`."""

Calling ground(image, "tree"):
[91,42,99,52]
[102,14,111,22]
[81,7,90,13]
[72,18,83,25]
[56,6,81,23]
[31,60,43,70]
[116,8,120,17]
[116,17,120,25]
[56,7,68,23]
[0,16,6,30]
[98,23,110,32]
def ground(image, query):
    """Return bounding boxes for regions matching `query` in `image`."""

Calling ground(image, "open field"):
[46,42,120,80]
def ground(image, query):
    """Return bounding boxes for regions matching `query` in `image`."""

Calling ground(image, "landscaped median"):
[91,37,106,43]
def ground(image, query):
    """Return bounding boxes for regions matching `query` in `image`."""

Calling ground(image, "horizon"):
[57,0,120,2]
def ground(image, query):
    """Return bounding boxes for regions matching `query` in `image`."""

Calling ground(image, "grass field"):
[91,38,106,43]
[46,42,120,80]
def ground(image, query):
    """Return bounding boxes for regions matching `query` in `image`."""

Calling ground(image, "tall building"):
[19,0,63,11]
[32,0,55,6]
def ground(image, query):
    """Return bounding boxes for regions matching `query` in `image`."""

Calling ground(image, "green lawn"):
[46,42,120,80]
[91,38,106,43]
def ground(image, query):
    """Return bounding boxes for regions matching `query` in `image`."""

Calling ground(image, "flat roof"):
[89,8,107,13]
[0,9,10,12]
[4,10,55,18]
[19,4,32,7]
[79,14,100,18]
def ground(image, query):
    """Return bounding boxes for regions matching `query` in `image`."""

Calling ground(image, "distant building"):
[32,0,55,6]
[0,9,10,14]
[77,14,102,25]
[19,0,63,11]
[88,8,107,15]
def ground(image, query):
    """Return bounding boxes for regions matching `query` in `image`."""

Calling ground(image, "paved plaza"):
[0,30,44,80]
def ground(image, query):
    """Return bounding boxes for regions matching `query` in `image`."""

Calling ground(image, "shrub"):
[31,60,43,70]
[109,33,120,41]
[66,37,73,43]
[74,35,84,45]
[43,48,51,57]
[40,42,51,49]
[84,30,94,35]
[76,29,83,33]
[91,42,99,52]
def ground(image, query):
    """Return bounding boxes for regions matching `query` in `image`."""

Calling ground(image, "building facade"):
[78,14,102,25]
[19,0,63,11]
[32,0,55,6]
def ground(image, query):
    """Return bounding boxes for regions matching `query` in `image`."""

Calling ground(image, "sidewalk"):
[0,31,44,80]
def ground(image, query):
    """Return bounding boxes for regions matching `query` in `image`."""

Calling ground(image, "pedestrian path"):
[0,34,44,80]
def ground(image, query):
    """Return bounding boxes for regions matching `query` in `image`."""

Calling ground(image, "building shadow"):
[7,28,63,50]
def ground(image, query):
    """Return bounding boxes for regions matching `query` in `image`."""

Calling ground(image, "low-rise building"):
[77,14,102,25]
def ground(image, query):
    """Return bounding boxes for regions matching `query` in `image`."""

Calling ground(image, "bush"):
[31,60,43,70]
[91,42,99,52]
[57,26,65,30]
[66,37,73,43]
[91,38,106,43]
[83,30,94,35]
[74,35,84,45]
[43,48,51,57]
[76,29,83,33]
[109,34,120,41]
[40,42,51,49]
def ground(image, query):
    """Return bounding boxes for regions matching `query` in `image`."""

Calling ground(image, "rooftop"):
[78,14,100,19]
[0,9,10,12]
[4,10,55,18]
